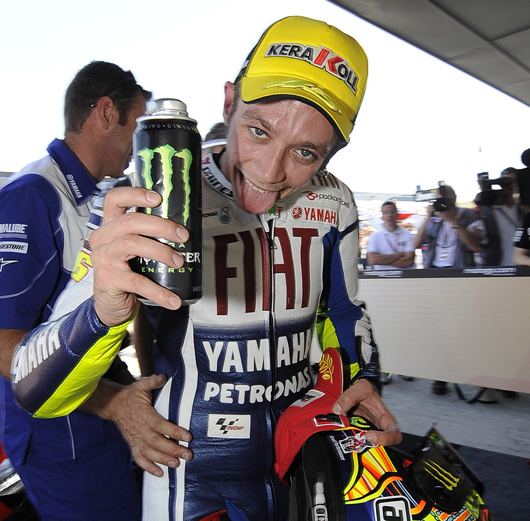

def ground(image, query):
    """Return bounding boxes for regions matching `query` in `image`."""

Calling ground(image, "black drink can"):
[129,98,202,304]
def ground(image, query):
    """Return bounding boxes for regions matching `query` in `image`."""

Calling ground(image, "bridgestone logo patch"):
[0,241,28,253]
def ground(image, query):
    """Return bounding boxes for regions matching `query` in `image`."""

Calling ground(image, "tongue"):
[239,179,279,214]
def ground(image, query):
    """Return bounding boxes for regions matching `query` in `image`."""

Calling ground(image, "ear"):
[223,81,236,125]
[93,96,116,131]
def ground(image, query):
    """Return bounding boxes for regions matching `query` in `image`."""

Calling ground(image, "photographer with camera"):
[414,184,483,269]
[414,184,484,396]
[475,168,525,266]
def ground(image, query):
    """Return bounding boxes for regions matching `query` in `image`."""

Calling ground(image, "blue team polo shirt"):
[0,139,113,463]
[0,138,98,329]
[0,140,140,520]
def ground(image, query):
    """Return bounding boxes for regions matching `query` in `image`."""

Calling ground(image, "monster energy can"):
[129,98,202,304]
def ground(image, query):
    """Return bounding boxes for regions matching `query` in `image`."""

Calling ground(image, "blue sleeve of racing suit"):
[11,297,131,418]
[318,184,380,389]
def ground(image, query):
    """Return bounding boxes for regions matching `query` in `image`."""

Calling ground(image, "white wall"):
[358,267,530,393]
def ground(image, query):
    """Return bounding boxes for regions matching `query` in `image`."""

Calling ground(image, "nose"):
[254,144,287,186]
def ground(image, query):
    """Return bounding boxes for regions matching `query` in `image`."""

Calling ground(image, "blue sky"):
[2,0,529,201]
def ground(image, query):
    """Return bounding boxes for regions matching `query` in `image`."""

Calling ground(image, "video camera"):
[414,183,455,212]
[474,173,513,206]
[474,148,530,206]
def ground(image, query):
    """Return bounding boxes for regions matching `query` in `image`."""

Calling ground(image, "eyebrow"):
[241,108,332,158]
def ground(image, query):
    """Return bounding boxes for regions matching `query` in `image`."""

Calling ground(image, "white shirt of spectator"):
[367,227,415,270]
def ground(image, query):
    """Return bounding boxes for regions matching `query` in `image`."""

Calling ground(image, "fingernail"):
[182,451,193,461]
[155,469,164,477]
[167,460,178,468]
[146,190,161,203]
[173,253,183,267]
[332,403,342,415]
[182,433,192,442]
[176,226,189,242]
[168,296,181,309]
[365,433,376,445]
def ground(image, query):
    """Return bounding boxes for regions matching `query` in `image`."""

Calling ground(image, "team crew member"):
[0,61,150,520]
[12,17,401,521]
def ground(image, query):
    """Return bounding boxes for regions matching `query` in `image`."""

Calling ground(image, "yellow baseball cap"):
[235,16,368,143]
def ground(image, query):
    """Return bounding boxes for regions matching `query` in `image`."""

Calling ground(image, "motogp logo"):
[207,414,250,439]
[216,418,242,434]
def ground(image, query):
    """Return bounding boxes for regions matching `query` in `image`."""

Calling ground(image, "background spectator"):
[367,200,415,270]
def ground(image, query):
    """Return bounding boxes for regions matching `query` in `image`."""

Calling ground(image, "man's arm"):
[12,188,188,414]
[413,205,434,249]
[456,222,482,252]
[73,187,194,476]
[0,175,65,379]
[439,207,482,252]
[11,187,193,475]
[319,186,401,446]
[0,329,25,379]
[9,306,193,476]
[11,297,132,417]
[513,246,530,266]
[367,250,414,268]
[81,375,193,477]
[321,303,401,447]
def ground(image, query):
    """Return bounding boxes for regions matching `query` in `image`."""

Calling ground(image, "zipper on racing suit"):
[260,212,281,520]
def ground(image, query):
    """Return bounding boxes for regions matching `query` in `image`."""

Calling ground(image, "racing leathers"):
[12,149,380,521]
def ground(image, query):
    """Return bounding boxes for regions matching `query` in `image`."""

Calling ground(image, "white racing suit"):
[12,150,380,521]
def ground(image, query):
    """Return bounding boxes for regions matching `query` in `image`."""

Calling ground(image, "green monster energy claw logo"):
[138,144,193,225]
[423,459,460,490]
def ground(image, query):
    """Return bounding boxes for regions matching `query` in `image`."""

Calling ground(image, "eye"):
[296,148,318,162]
[250,126,267,138]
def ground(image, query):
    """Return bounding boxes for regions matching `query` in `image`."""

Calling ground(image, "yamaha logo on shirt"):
[207,414,251,438]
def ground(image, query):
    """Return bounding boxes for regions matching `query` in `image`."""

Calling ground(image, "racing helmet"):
[275,348,491,521]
